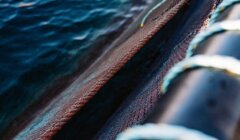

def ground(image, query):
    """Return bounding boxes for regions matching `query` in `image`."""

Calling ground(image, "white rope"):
[117,123,217,140]
[210,0,240,25]
[161,55,240,93]
[186,20,240,58]
[140,0,165,27]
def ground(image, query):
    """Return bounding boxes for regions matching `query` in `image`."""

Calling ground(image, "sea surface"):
[0,0,151,134]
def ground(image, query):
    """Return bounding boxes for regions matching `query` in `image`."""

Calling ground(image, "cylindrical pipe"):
[146,4,240,140]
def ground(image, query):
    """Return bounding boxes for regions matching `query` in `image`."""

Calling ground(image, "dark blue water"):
[0,0,150,134]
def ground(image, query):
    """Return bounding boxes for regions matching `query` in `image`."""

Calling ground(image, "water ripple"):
[0,0,150,134]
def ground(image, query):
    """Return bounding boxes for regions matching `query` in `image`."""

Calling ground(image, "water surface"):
[0,0,150,134]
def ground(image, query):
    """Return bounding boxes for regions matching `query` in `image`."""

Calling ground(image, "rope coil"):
[169,0,240,94]
[117,1,240,139]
